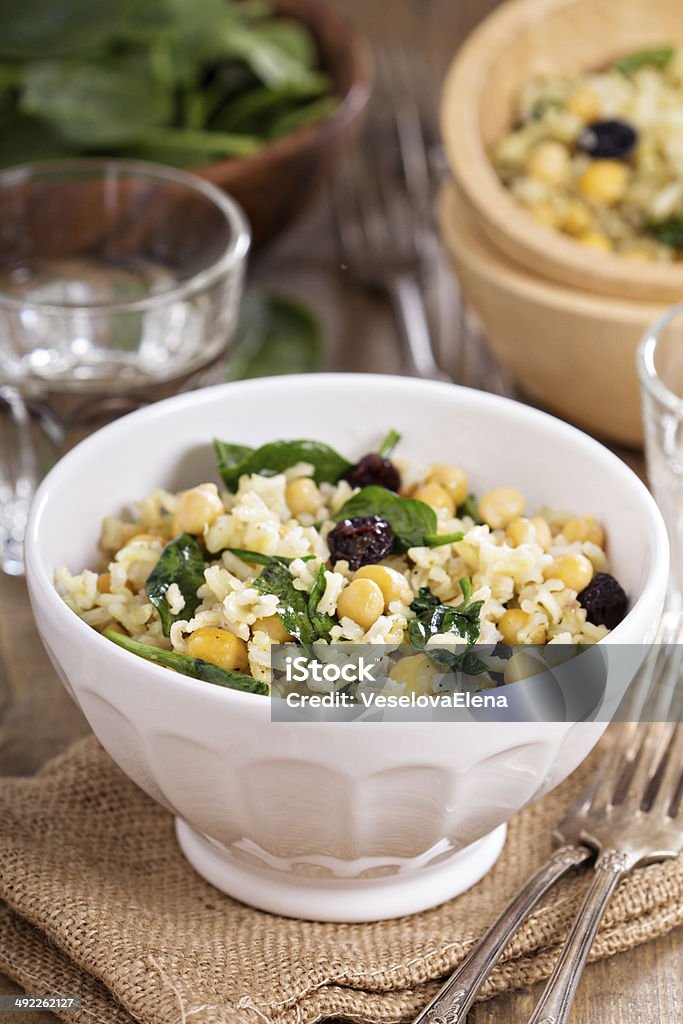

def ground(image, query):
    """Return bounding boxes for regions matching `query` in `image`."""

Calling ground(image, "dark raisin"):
[327,515,395,570]
[577,572,628,630]
[344,453,401,492]
[578,119,638,160]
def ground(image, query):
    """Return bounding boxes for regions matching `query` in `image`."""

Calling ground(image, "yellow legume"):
[336,578,385,631]
[389,653,437,697]
[546,553,594,592]
[577,229,613,252]
[186,627,249,672]
[579,160,629,205]
[563,200,592,236]
[413,482,455,516]
[566,86,601,122]
[562,515,605,547]
[498,608,530,644]
[251,615,291,643]
[354,564,412,609]
[173,485,224,535]
[285,477,321,517]
[479,487,525,530]
[427,464,469,506]
[528,140,571,185]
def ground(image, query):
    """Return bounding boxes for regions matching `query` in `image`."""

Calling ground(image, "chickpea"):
[336,578,384,631]
[530,517,553,551]
[545,553,594,592]
[251,615,291,643]
[528,140,571,186]
[577,229,613,252]
[413,482,455,516]
[504,651,548,685]
[389,653,437,697]
[354,564,412,609]
[563,200,592,236]
[173,484,224,536]
[97,572,112,594]
[186,627,249,672]
[285,477,321,517]
[562,515,605,548]
[479,486,525,530]
[427,464,469,506]
[566,86,601,122]
[509,517,552,550]
[578,160,629,205]
[499,608,546,645]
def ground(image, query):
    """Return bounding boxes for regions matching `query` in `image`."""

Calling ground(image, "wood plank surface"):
[0,0,680,1020]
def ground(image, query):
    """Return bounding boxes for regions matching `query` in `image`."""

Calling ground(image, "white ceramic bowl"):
[25,375,668,921]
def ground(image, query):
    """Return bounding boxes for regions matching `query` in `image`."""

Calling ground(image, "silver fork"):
[412,650,683,1024]
[331,48,450,383]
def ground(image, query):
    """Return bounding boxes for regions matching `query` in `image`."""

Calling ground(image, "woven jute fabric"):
[0,735,682,1024]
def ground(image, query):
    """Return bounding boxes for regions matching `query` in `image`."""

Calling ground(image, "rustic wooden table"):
[1,0,681,1020]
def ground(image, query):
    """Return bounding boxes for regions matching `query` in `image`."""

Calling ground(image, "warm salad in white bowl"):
[25,375,668,921]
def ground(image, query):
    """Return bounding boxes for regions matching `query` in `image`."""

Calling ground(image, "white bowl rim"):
[25,373,670,715]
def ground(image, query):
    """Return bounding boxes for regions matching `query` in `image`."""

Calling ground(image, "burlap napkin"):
[0,735,682,1024]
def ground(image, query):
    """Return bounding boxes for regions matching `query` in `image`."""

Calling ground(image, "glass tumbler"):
[0,159,250,574]
[638,302,683,620]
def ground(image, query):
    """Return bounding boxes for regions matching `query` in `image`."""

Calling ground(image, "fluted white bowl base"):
[175,818,508,922]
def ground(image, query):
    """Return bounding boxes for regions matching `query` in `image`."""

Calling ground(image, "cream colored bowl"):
[438,179,681,447]
[441,0,683,303]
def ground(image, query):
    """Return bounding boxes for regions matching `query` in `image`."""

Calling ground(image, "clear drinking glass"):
[638,302,683,618]
[0,159,250,574]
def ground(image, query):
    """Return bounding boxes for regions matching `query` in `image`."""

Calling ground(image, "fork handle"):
[527,849,629,1024]
[410,845,591,1024]
[386,273,450,382]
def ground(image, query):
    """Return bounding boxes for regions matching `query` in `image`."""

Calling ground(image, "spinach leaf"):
[145,533,205,637]
[333,486,464,552]
[457,494,482,524]
[308,565,336,642]
[407,582,485,673]
[377,429,401,458]
[19,56,173,145]
[220,547,315,567]
[1,0,135,59]
[648,217,683,250]
[214,438,351,491]
[104,629,268,695]
[267,95,337,138]
[225,291,323,381]
[252,561,318,644]
[613,46,674,76]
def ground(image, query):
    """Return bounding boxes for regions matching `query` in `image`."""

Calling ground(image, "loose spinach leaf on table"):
[333,486,464,552]
[407,582,486,674]
[104,629,269,695]
[253,561,335,644]
[225,291,323,381]
[145,533,206,637]
[214,438,351,491]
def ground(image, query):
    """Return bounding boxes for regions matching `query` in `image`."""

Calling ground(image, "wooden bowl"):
[195,0,370,246]
[437,179,683,447]
[440,0,683,303]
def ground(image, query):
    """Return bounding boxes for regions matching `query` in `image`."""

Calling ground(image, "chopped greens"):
[407,580,486,674]
[648,217,683,249]
[104,629,269,695]
[333,486,463,552]
[252,560,335,644]
[144,533,205,636]
[457,494,482,525]
[612,46,674,76]
[0,0,336,169]
[221,547,313,566]
[307,565,336,642]
[214,438,351,491]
